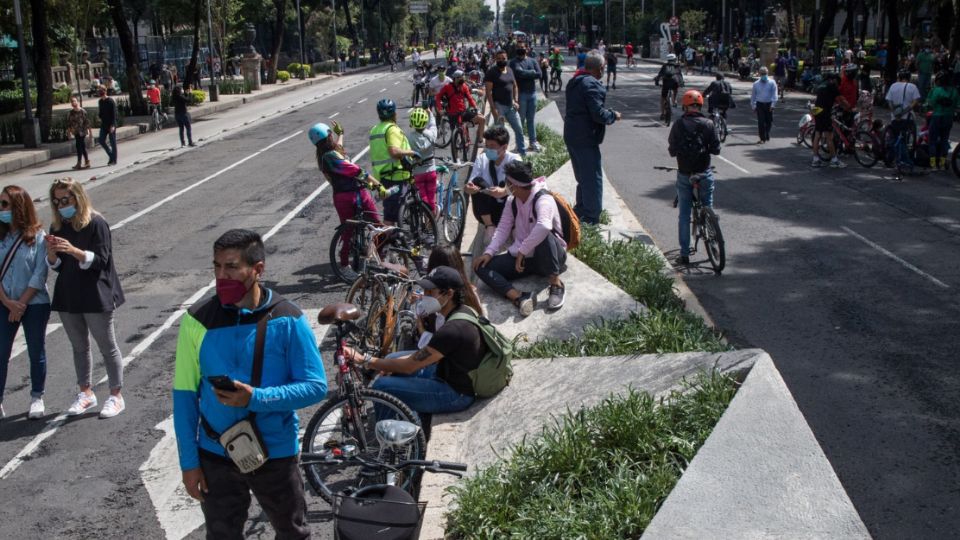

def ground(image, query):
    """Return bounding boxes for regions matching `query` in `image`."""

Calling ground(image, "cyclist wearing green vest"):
[369,98,418,224]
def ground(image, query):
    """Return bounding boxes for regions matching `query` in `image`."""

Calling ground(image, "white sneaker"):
[811,158,824,168]
[67,392,98,416]
[0,403,4,418]
[830,158,847,168]
[28,397,44,420]
[99,395,125,419]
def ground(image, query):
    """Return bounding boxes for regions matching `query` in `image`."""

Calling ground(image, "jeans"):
[928,114,953,160]
[566,142,603,224]
[755,102,773,141]
[495,102,526,155]
[98,126,117,163]
[0,303,51,401]
[676,170,716,257]
[372,364,474,416]
[918,72,932,99]
[475,234,566,297]
[59,311,124,390]
[175,112,193,146]
[74,134,89,163]
[517,91,538,149]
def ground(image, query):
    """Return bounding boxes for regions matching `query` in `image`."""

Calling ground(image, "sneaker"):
[547,282,566,309]
[830,158,847,168]
[188,142,197,147]
[938,157,947,170]
[811,157,824,168]
[514,292,534,317]
[339,266,359,282]
[67,392,97,416]
[99,395,125,419]
[674,255,690,266]
[1,403,4,418]
[28,397,44,420]
[930,157,938,169]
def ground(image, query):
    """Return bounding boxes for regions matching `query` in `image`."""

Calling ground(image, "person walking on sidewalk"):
[668,91,721,266]
[0,186,51,420]
[474,161,567,316]
[67,97,92,170]
[174,229,327,538]
[508,44,542,153]
[97,88,118,165]
[485,49,527,156]
[750,66,777,144]
[172,86,196,147]
[46,178,126,418]
[563,50,621,225]
[925,72,960,170]
[604,48,618,89]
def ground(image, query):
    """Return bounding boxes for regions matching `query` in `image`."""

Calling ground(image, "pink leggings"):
[332,190,381,267]
[414,171,438,212]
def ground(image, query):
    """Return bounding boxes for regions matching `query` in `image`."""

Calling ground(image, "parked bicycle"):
[654,165,725,275]
[435,157,471,245]
[346,267,421,357]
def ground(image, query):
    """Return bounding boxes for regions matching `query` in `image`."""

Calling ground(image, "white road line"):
[112,130,303,230]
[330,112,340,118]
[358,98,368,104]
[394,81,400,85]
[7,323,61,364]
[380,88,387,93]
[716,155,750,174]
[841,226,950,289]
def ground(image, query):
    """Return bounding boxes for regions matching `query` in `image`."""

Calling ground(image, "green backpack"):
[447,307,514,398]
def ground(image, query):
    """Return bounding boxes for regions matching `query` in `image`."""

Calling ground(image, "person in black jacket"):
[667,90,721,266]
[46,178,127,419]
[172,86,196,147]
[96,88,118,165]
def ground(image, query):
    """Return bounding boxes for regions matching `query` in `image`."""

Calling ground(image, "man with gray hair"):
[750,65,778,143]
[563,50,621,224]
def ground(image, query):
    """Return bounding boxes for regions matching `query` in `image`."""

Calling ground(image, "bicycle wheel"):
[952,143,960,178]
[716,116,727,143]
[664,102,672,126]
[451,127,467,163]
[329,225,365,284]
[399,200,439,257]
[549,75,561,92]
[853,130,879,168]
[435,117,452,148]
[346,275,392,354]
[302,389,427,503]
[700,208,726,274]
[440,189,467,244]
[800,125,814,148]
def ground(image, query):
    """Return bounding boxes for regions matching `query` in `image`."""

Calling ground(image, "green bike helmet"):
[409,107,429,130]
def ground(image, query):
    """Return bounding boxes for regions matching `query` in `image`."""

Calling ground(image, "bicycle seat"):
[375,420,421,449]
[318,303,361,324]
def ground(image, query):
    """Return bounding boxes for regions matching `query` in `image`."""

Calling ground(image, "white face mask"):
[415,295,443,318]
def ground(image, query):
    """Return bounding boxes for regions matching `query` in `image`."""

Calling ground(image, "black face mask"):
[517,50,526,58]
[496,60,508,68]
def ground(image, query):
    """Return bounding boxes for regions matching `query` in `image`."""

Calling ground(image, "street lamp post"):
[205,0,219,101]
[295,0,305,79]
[12,0,39,148]
[813,0,820,69]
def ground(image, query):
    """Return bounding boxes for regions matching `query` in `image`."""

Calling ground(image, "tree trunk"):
[105,0,146,115]
[784,0,798,54]
[883,0,902,84]
[29,0,53,142]
[186,0,202,88]
[267,0,286,83]
[951,0,960,53]
[816,0,840,58]
[858,0,869,46]
[340,0,358,45]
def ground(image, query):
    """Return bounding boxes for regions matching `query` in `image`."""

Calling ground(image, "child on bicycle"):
[407,107,439,212]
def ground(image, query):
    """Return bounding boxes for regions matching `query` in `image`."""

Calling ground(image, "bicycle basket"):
[334,485,425,540]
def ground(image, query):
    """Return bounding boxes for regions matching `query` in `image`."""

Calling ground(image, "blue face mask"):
[0,211,11,224]
[484,148,499,161]
[59,205,77,220]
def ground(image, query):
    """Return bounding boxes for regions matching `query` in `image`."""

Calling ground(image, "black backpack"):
[677,119,708,162]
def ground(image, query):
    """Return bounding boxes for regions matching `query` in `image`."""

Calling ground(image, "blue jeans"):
[517,91,538,149]
[0,303,51,401]
[928,114,953,160]
[98,126,117,162]
[495,102,526,155]
[567,142,603,224]
[676,170,716,257]
[372,364,474,416]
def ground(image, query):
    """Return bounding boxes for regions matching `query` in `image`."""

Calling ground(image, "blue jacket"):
[173,288,327,470]
[563,72,617,146]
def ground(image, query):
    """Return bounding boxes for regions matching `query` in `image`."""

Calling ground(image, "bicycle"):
[411,71,428,108]
[549,68,562,92]
[654,165,725,275]
[148,103,168,132]
[434,98,452,149]
[434,157,471,245]
[346,267,422,357]
[396,179,439,264]
[447,111,479,163]
[660,89,677,126]
[301,304,429,504]
[710,109,728,143]
[300,420,466,539]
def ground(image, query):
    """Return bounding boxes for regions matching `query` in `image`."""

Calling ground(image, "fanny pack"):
[200,303,281,473]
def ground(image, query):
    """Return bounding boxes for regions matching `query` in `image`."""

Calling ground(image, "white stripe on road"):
[330,112,340,118]
[112,130,303,231]
[7,323,61,364]
[716,155,750,174]
[358,98,368,104]
[380,88,387,93]
[394,81,400,85]
[841,226,950,289]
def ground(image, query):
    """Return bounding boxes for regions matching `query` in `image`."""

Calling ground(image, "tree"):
[267,0,287,83]
[784,0,798,54]
[29,0,54,142]
[105,0,146,114]
[185,0,203,87]
[680,9,708,40]
[883,0,903,83]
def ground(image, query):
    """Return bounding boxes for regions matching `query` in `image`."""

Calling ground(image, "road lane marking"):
[841,226,950,289]
[358,98,368,104]
[330,112,339,118]
[380,88,387,93]
[394,81,400,85]
[716,155,750,174]
[111,130,303,231]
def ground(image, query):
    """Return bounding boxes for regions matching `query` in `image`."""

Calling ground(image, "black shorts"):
[447,110,477,127]
[814,112,833,133]
[661,81,678,97]
[607,64,617,74]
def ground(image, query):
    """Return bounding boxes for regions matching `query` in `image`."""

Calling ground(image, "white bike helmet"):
[666,54,677,62]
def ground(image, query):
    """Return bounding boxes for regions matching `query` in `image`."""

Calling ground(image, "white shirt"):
[412,51,421,64]
[885,81,921,114]
[428,75,447,96]
[469,151,521,189]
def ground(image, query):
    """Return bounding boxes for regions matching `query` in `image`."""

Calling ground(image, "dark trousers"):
[475,234,566,297]
[199,451,310,540]
[566,142,603,224]
[98,126,117,163]
[176,112,193,145]
[0,303,51,401]
[928,114,953,159]
[74,135,89,163]
[755,102,773,141]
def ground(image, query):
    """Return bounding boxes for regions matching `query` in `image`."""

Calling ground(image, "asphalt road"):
[550,59,960,538]
[0,64,429,539]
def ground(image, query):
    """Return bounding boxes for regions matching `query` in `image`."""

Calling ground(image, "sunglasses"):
[51,195,75,208]
[0,200,8,209]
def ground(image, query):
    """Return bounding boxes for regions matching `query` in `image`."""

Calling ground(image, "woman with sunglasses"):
[0,186,51,420]
[46,178,126,419]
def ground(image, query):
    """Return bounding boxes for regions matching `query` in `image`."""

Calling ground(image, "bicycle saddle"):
[318,303,361,324]
[375,420,421,449]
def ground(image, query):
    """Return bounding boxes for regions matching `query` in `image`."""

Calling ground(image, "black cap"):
[417,266,464,291]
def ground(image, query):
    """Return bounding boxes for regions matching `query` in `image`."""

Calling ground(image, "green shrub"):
[303,64,313,78]
[312,62,335,74]
[360,57,369,67]
[187,90,206,105]
[0,86,37,115]
[527,124,569,179]
[217,78,252,95]
[276,70,291,83]
[286,62,302,74]
[53,85,74,105]
[427,43,436,51]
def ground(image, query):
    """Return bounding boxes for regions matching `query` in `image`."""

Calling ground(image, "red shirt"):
[838,75,858,110]
[146,87,161,105]
[625,44,634,57]
[436,82,476,115]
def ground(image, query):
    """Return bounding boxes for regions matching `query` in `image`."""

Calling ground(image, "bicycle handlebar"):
[437,157,472,168]
[300,453,468,474]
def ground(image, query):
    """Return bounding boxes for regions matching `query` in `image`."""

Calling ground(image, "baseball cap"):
[417,266,464,291]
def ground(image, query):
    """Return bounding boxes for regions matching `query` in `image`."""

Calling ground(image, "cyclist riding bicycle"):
[667,90,721,266]
[369,99,419,226]
[654,54,684,115]
[549,48,564,90]
[436,70,486,151]
[427,66,448,110]
[703,73,733,118]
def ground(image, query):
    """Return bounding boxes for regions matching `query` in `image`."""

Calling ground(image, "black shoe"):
[675,255,690,266]
[188,142,196,147]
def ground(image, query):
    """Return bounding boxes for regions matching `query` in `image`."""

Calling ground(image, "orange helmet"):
[681,90,704,107]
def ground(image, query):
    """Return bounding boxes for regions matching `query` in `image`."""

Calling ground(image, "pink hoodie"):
[485,177,567,257]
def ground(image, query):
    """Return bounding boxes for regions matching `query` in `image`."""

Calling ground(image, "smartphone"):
[207,375,236,391]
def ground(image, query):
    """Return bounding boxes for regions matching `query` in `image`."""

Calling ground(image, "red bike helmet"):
[681,90,704,107]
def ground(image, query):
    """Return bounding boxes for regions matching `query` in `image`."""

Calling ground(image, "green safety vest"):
[369,121,411,182]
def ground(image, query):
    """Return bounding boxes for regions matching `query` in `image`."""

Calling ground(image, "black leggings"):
[75,135,88,162]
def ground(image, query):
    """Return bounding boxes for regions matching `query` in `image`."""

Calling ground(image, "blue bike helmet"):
[376,98,397,120]
[308,122,331,146]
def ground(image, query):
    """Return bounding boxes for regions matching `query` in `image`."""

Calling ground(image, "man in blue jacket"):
[563,50,621,224]
[174,229,327,538]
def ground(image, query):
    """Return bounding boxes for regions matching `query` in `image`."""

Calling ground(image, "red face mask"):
[216,278,252,305]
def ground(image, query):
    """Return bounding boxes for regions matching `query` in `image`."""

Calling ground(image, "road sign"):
[583,0,603,6]
[409,1,428,14]
[669,16,679,26]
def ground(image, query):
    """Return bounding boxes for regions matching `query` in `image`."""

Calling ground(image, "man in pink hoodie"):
[473,161,567,316]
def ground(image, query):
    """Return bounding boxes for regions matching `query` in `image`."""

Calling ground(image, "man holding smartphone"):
[173,229,327,538]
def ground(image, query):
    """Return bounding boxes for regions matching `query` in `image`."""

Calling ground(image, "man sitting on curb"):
[474,161,567,316]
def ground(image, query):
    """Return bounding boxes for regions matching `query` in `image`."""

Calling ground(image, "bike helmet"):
[376,98,397,120]
[451,69,465,81]
[666,54,677,62]
[307,122,331,145]
[681,89,704,107]
[409,107,429,130]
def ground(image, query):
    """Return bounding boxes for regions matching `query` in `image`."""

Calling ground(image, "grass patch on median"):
[517,226,728,358]
[536,97,550,112]
[528,124,569,179]
[445,371,739,539]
